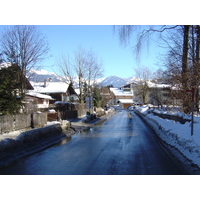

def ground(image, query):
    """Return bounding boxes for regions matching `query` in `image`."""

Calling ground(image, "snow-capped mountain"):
[125,77,141,84]
[98,75,128,88]
[27,69,139,88]
[27,69,66,82]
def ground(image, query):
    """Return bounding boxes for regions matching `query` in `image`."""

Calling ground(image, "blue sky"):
[0,25,162,79]
[38,25,161,78]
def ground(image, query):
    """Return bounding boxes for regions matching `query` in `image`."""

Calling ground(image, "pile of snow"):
[152,108,192,120]
[0,130,24,141]
[136,106,200,169]
[0,124,66,167]
[136,105,149,114]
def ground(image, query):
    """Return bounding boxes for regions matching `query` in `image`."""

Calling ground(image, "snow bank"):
[136,105,149,114]
[0,124,66,168]
[135,107,200,171]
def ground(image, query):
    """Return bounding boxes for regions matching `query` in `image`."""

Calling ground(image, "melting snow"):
[136,106,200,169]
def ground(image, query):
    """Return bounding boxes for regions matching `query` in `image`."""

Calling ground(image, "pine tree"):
[93,87,102,108]
[0,66,23,115]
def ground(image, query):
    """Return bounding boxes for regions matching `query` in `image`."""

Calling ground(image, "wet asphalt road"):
[0,110,188,175]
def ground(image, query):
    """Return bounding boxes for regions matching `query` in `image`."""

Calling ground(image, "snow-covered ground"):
[135,105,200,171]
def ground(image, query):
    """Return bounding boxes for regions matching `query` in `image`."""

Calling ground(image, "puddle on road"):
[53,136,72,147]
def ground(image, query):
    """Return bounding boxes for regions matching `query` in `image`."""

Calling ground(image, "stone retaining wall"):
[0,112,47,134]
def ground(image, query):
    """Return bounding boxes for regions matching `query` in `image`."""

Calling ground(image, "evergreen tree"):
[0,66,23,115]
[93,87,102,108]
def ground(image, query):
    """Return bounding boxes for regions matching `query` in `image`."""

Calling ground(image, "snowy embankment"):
[135,106,200,172]
[0,124,67,168]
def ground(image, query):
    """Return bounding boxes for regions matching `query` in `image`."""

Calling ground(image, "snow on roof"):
[110,87,133,96]
[74,88,80,95]
[134,80,171,89]
[0,62,11,69]
[26,91,54,100]
[118,99,134,104]
[147,81,171,88]
[31,81,69,94]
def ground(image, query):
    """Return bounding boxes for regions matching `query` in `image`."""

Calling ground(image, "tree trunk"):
[195,25,200,112]
[182,25,190,113]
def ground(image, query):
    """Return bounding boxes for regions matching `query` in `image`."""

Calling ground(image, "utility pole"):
[187,88,195,136]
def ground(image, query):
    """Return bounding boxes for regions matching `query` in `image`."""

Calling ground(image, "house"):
[24,91,54,113]
[30,81,78,104]
[109,87,134,109]
[129,80,178,107]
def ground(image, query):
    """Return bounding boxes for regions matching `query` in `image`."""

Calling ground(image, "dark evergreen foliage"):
[0,66,24,115]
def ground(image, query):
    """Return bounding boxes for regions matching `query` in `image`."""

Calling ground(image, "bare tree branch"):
[0,25,49,75]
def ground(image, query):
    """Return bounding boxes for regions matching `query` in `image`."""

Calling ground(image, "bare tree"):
[0,25,49,92]
[85,50,103,92]
[134,66,152,104]
[73,47,88,103]
[56,47,103,103]
[191,25,200,112]
[115,25,200,113]
[162,26,200,113]
[56,54,74,83]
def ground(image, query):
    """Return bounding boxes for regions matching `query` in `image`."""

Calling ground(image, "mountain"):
[98,75,127,88]
[27,69,139,88]
[125,77,141,84]
[27,69,66,82]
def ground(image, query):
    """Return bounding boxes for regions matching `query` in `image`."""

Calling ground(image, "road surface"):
[0,110,188,175]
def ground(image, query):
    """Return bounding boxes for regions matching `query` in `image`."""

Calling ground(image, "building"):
[30,81,78,104]
[129,80,178,107]
[109,87,134,109]
[25,91,54,112]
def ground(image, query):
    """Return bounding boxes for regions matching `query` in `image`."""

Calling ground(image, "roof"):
[0,62,12,69]
[118,99,134,104]
[74,88,80,95]
[110,87,133,97]
[31,81,70,94]
[146,81,171,88]
[133,80,171,89]
[26,91,54,100]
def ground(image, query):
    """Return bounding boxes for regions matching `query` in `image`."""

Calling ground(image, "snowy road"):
[0,110,189,175]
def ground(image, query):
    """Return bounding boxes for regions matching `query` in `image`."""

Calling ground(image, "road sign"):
[85,97,93,109]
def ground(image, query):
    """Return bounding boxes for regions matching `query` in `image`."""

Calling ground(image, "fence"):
[152,111,191,124]
[55,103,86,120]
[0,112,47,134]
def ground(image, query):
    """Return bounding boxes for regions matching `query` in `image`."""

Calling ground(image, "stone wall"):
[0,112,47,134]
[0,115,14,133]
[15,114,31,130]
[32,112,47,128]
